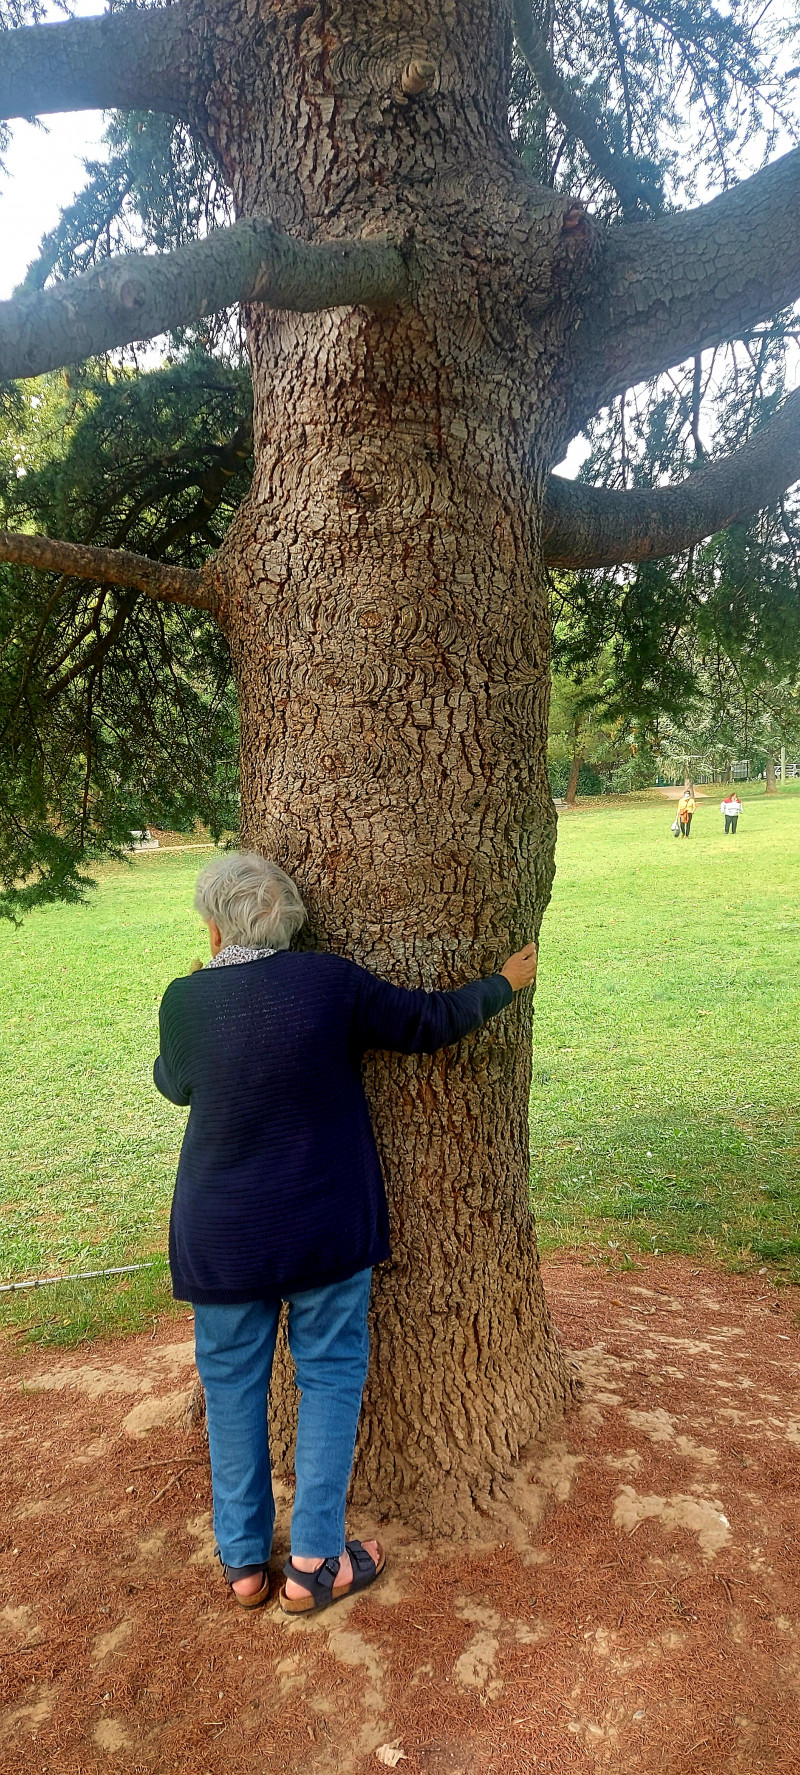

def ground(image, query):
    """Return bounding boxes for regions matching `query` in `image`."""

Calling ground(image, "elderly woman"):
[154,852,537,1614]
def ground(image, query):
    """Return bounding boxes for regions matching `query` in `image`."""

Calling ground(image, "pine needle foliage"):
[0,355,249,919]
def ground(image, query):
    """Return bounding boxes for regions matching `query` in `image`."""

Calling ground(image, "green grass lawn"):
[531,785,800,1279]
[1,848,211,1343]
[1,787,798,1345]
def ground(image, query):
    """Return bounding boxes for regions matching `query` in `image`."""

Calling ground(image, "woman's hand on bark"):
[501,942,538,992]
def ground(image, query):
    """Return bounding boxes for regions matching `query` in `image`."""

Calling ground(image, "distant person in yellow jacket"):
[677,790,696,837]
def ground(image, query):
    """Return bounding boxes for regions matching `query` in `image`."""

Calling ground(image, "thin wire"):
[0,1261,159,1295]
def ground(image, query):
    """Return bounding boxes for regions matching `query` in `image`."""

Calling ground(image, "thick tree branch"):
[543,387,800,567]
[0,8,191,121]
[573,148,800,417]
[0,531,216,611]
[0,222,411,379]
[512,0,659,217]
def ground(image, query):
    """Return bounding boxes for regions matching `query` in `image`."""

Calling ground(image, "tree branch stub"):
[400,59,438,97]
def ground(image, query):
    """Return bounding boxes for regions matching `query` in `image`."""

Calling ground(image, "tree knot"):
[561,203,588,236]
[101,269,148,313]
[400,59,438,98]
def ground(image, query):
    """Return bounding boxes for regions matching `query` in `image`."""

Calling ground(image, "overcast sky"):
[0,1,106,300]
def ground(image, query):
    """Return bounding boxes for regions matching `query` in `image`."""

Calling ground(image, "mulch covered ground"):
[1,1255,798,1774]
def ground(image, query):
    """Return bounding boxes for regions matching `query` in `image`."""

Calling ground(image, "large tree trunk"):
[198,0,586,1531]
[765,754,777,794]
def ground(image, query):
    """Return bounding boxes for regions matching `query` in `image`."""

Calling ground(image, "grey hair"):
[194,852,306,951]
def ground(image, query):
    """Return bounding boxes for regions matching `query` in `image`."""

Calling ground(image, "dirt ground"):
[1,1255,798,1775]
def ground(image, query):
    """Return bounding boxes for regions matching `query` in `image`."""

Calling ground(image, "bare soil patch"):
[1,1256,798,1774]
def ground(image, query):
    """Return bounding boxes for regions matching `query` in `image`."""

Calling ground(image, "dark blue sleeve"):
[153,1054,190,1106]
[153,984,191,1105]
[352,966,513,1055]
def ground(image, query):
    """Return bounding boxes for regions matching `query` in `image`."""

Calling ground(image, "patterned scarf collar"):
[206,944,276,969]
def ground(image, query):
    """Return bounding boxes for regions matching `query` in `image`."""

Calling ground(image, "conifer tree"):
[2,0,800,1527]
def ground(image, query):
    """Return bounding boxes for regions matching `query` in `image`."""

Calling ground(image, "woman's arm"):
[153,1053,190,1106]
[353,944,538,1056]
[153,982,191,1105]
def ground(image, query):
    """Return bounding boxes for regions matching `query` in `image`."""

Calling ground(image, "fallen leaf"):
[375,1744,406,1767]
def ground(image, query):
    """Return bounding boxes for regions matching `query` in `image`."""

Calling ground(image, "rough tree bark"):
[5,0,800,1533]
[571,145,800,419]
[765,755,777,794]
[200,0,593,1532]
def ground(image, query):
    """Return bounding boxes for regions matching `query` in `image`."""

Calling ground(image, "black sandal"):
[219,1556,271,1610]
[279,1539,385,1615]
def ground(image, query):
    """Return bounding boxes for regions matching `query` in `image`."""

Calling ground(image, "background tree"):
[546,646,622,802]
[549,295,800,784]
[662,652,800,787]
[2,0,800,1530]
[1,357,247,910]
[554,475,800,791]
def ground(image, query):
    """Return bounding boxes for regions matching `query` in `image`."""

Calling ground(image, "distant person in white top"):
[721,792,742,834]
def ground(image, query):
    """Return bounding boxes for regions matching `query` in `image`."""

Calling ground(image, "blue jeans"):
[193,1267,372,1573]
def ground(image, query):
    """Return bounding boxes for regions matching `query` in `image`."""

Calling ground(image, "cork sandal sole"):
[279,1541,385,1614]
[223,1567,271,1609]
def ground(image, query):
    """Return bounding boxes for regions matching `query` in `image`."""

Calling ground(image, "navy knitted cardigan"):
[154,950,512,1304]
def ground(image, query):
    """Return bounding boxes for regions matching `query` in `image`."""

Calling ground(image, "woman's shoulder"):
[160,950,359,1006]
[270,949,363,987]
[295,950,365,984]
